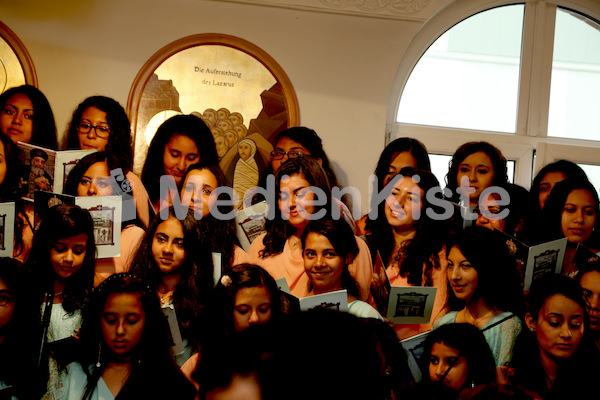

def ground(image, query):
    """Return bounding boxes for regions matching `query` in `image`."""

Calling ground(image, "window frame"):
[388,0,600,190]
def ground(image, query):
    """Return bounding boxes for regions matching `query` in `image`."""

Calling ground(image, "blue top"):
[433,311,522,367]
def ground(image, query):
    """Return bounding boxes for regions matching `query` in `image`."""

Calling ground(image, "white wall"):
[0,0,425,214]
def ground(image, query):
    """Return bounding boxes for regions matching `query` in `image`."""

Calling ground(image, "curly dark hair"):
[444,226,525,317]
[365,167,449,286]
[65,96,133,171]
[260,156,333,258]
[445,141,508,203]
[0,84,58,149]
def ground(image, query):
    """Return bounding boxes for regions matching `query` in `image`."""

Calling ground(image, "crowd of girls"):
[2,83,600,398]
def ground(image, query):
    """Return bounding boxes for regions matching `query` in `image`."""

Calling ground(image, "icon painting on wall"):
[0,20,37,93]
[127,34,299,208]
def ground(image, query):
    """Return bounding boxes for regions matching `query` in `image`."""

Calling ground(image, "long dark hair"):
[78,273,175,400]
[537,178,600,247]
[128,208,214,342]
[181,161,239,270]
[141,114,218,204]
[65,96,133,171]
[520,160,588,244]
[445,226,525,317]
[422,323,497,388]
[445,141,508,203]
[365,167,449,286]
[204,263,282,338]
[301,218,360,298]
[373,137,431,187]
[0,84,58,149]
[260,156,333,258]
[0,132,18,201]
[26,204,96,313]
[0,258,45,399]
[510,274,590,396]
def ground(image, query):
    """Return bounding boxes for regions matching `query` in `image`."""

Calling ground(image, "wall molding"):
[211,0,451,21]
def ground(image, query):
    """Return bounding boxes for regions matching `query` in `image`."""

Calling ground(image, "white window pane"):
[578,164,600,195]
[548,9,600,140]
[430,154,514,190]
[397,5,524,133]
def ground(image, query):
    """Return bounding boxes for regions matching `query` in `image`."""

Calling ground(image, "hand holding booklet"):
[493,229,567,291]
[369,251,437,324]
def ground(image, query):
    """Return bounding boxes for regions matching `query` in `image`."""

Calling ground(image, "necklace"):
[158,291,173,305]
[465,308,495,327]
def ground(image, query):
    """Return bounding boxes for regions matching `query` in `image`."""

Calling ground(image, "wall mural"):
[127,33,299,208]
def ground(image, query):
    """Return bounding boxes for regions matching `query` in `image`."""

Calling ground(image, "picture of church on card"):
[75,196,122,259]
[386,286,437,324]
[299,289,348,312]
[0,202,15,257]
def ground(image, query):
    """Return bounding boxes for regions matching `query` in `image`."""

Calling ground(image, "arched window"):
[389,0,600,191]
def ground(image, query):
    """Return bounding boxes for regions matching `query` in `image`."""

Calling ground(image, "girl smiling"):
[302,218,383,319]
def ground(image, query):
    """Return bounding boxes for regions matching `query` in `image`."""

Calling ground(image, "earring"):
[96,341,102,368]
[529,326,535,333]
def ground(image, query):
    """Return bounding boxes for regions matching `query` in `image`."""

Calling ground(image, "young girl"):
[64,273,196,399]
[0,84,58,149]
[365,167,450,339]
[301,218,383,320]
[141,114,218,211]
[520,160,588,244]
[246,156,373,301]
[509,273,598,398]
[64,151,145,286]
[358,137,431,235]
[423,323,497,394]
[181,263,282,390]
[26,204,96,399]
[179,161,248,269]
[129,208,214,366]
[474,183,529,238]
[433,226,524,368]
[538,178,600,276]
[64,96,151,226]
[445,141,508,208]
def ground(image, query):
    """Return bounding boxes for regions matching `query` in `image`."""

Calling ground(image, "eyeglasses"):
[77,121,111,138]
[270,150,306,160]
[0,294,13,306]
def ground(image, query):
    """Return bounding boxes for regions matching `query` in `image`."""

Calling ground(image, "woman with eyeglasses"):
[250,126,356,229]
[65,96,151,227]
